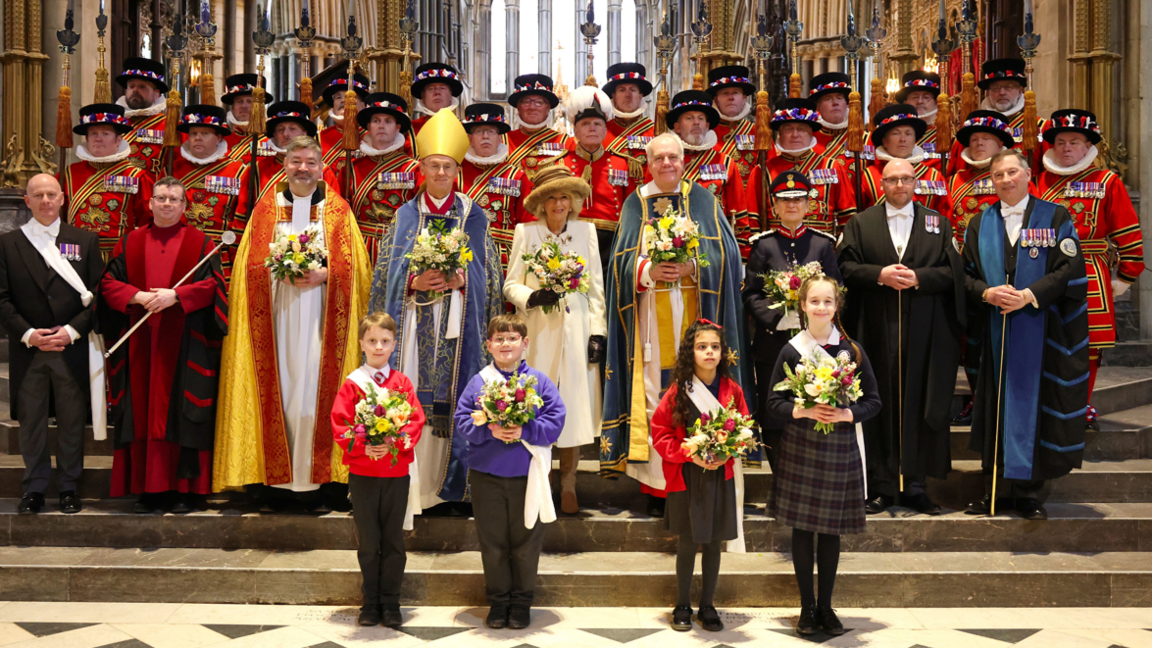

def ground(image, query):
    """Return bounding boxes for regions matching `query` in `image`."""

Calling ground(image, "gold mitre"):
[415,108,469,163]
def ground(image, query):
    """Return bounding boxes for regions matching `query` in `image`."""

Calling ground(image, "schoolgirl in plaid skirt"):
[766,276,881,637]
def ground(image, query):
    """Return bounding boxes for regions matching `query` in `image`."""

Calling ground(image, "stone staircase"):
[3,333,1152,607]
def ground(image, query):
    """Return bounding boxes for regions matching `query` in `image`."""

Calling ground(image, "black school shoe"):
[485,606,508,629]
[816,606,845,635]
[357,605,382,626]
[670,605,692,631]
[901,492,942,516]
[1016,497,1048,520]
[796,605,818,635]
[507,605,531,629]
[381,606,403,629]
[17,492,44,515]
[865,494,894,515]
[697,605,724,632]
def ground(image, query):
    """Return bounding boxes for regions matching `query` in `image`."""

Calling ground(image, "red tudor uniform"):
[602,63,657,166]
[116,57,170,176]
[946,111,1022,246]
[854,105,950,216]
[221,73,274,163]
[62,104,155,261]
[708,66,759,194]
[407,62,466,158]
[319,73,371,168]
[506,74,572,182]
[1037,110,1145,409]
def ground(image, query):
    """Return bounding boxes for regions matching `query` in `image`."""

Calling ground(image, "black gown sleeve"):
[837,214,885,290]
[765,345,801,421]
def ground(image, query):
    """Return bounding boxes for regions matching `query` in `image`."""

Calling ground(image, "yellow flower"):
[375,419,393,434]
[658,215,674,230]
[547,256,561,271]
[814,366,834,381]
[460,248,474,263]
[577,256,587,265]
[686,238,700,250]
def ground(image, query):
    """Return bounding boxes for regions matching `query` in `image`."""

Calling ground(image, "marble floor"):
[0,603,1148,648]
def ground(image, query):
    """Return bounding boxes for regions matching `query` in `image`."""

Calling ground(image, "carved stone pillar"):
[1069,0,1092,110]
[506,0,520,85]
[890,0,919,75]
[1,0,52,188]
[367,0,406,95]
[539,0,552,77]
[608,0,621,66]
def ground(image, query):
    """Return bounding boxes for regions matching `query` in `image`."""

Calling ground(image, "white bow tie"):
[1002,207,1024,217]
[28,220,60,239]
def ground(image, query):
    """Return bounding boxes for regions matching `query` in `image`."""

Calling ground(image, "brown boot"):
[559,446,580,514]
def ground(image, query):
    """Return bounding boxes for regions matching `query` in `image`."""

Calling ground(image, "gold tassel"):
[692,72,705,92]
[846,90,865,153]
[342,89,359,150]
[249,87,267,136]
[754,90,772,152]
[654,89,670,136]
[581,163,592,185]
[789,72,802,99]
[300,78,313,118]
[200,73,216,106]
[1020,89,1038,152]
[868,78,887,132]
[94,67,111,104]
[935,92,952,154]
[163,89,182,148]
[399,69,414,115]
[586,74,597,87]
[56,86,74,150]
[961,72,978,121]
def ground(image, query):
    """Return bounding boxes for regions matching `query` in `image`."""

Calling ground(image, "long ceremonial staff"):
[56,5,80,173]
[689,2,711,92]
[94,0,110,103]
[248,4,275,212]
[1018,5,1042,171]
[341,9,364,199]
[398,0,419,113]
[195,0,218,105]
[990,273,1009,517]
[295,1,316,115]
[784,0,802,99]
[162,4,189,177]
[653,10,675,136]
[751,6,774,233]
[958,0,979,127]
[104,232,238,358]
[842,0,867,223]
[581,1,602,87]
[931,2,956,181]
[866,7,888,133]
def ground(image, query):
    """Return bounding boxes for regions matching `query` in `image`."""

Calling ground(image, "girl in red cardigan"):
[651,319,750,634]
[330,312,426,630]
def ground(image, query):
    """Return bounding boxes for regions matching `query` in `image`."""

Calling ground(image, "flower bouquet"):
[773,350,864,433]
[521,240,589,314]
[761,261,826,329]
[406,220,474,299]
[265,224,327,282]
[470,372,546,443]
[341,384,416,465]
[681,398,759,463]
[643,204,708,287]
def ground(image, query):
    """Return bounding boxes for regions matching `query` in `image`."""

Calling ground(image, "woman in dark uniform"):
[742,171,842,471]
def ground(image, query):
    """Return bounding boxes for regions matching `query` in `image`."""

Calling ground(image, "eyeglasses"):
[153,196,186,204]
[881,177,916,186]
[490,335,523,346]
[519,98,548,108]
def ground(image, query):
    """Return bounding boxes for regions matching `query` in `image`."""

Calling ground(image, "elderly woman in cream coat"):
[504,164,606,515]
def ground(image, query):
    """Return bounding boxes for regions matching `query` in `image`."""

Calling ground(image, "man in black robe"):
[837,158,964,515]
[962,149,1088,521]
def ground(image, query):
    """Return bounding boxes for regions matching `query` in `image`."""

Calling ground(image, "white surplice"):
[503,220,607,448]
[270,191,327,492]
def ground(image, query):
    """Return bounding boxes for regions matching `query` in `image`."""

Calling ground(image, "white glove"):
[1112,278,1132,297]
[776,310,801,331]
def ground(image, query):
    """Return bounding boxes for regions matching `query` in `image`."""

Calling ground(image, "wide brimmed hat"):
[770,98,822,132]
[178,104,231,136]
[603,62,653,97]
[870,103,928,146]
[1043,109,1103,145]
[358,92,411,133]
[808,72,851,102]
[266,101,318,138]
[411,63,464,98]
[117,56,169,93]
[523,164,592,217]
[74,103,132,136]
[707,65,756,97]
[978,58,1028,90]
[322,74,371,105]
[221,73,273,104]
[463,103,511,134]
[957,110,1014,148]
[666,90,720,130]
[770,171,816,200]
[895,70,941,103]
[508,74,561,108]
[415,109,469,163]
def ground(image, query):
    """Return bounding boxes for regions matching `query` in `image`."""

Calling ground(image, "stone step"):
[0,362,8,405]
[1102,342,1152,368]
[4,498,1152,555]
[0,546,1148,607]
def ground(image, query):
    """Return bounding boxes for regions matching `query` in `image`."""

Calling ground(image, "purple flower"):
[576,264,584,273]
[374,404,386,416]
[496,400,508,412]
[515,389,526,402]
[298,233,310,244]
[723,418,736,432]
[789,274,802,290]
[673,236,684,248]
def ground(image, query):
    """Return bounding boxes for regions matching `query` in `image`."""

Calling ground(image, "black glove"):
[587,335,607,364]
[527,289,562,309]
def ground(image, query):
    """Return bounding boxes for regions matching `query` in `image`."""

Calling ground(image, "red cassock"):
[124,111,167,176]
[171,152,251,283]
[682,145,758,258]
[746,144,857,236]
[851,158,952,218]
[101,223,229,497]
[458,156,534,272]
[605,116,655,166]
[333,148,423,266]
[507,127,572,181]
[60,158,155,261]
[714,118,758,188]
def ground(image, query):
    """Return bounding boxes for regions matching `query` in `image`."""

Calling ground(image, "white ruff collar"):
[180,141,229,165]
[360,132,407,157]
[981,94,1025,118]
[516,114,554,131]
[818,116,849,131]
[1042,146,1100,176]
[960,147,998,169]
[227,110,249,130]
[917,108,938,125]
[775,136,818,157]
[718,101,753,123]
[613,105,647,120]
[116,96,166,119]
[416,98,461,117]
[267,140,286,154]
[466,143,510,166]
[876,145,926,165]
[678,130,719,152]
[77,140,131,164]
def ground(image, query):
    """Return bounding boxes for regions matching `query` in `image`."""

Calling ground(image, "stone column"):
[890,0,918,75]
[366,0,406,95]
[575,4,587,83]
[635,3,648,70]
[507,0,520,85]
[608,0,621,66]
[1,0,50,188]
[539,0,552,76]
[476,4,490,97]
[244,0,255,72]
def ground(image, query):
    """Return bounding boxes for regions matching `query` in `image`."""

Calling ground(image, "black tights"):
[791,529,841,609]
[676,535,723,608]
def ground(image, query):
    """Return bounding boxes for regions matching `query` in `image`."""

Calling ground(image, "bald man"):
[0,175,104,515]
[837,158,964,516]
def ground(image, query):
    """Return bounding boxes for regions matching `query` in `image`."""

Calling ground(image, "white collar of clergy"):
[961,146,998,169]
[981,94,1025,118]
[678,129,719,152]
[227,110,249,131]
[180,141,229,166]
[116,95,166,119]
[641,179,690,198]
[718,101,753,124]
[360,132,407,157]
[347,364,392,392]
[465,143,510,166]
[423,191,455,211]
[876,144,926,165]
[818,116,849,131]
[76,139,132,164]
[277,185,325,207]
[788,325,843,360]
[1042,145,1099,176]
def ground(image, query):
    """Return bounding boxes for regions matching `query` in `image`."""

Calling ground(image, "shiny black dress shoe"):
[1016,497,1048,520]
[485,606,508,629]
[357,605,382,626]
[647,495,666,518]
[964,494,992,515]
[381,606,403,629]
[795,605,818,635]
[952,400,973,426]
[133,493,161,514]
[170,493,193,514]
[58,490,82,514]
[902,492,942,516]
[698,605,724,632]
[17,492,44,515]
[865,494,894,514]
[670,605,692,631]
[817,606,845,635]
[507,605,531,630]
